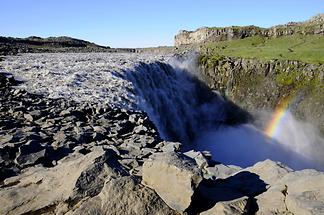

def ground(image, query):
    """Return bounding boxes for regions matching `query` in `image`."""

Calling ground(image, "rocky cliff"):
[174,25,263,46]
[175,14,324,46]
[198,55,324,134]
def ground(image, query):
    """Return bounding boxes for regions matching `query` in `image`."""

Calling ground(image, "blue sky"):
[0,0,323,48]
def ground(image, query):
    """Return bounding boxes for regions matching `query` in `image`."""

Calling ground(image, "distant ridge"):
[0,36,135,55]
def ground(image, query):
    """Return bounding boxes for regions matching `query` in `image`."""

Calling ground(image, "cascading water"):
[122,61,250,146]
[120,57,324,171]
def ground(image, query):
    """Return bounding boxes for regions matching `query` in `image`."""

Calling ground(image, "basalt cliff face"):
[198,56,324,134]
[175,25,263,46]
[174,14,324,46]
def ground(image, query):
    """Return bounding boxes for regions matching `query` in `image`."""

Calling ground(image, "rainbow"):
[264,97,292,138]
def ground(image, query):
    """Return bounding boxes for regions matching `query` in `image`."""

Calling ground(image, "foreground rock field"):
[0,53,324,215]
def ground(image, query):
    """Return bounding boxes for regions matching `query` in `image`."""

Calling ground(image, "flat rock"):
[200,196,250,215]
[204,163,241,180]
[142,152,202,212]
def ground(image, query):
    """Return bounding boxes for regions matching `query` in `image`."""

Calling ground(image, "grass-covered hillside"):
[200,35,324,64]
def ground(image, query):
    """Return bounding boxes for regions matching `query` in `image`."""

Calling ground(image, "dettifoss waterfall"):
[118,58,324,171]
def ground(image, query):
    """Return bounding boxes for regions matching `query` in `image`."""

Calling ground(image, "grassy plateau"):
[201,35,324,64]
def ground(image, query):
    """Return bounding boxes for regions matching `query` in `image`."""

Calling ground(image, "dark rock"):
[92,132,105,141]
[15,141,46,167]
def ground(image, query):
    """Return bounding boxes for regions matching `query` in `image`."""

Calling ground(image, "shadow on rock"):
[186,171,267,214]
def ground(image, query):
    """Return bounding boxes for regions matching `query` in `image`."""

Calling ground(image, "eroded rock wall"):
[198,56,324,133]
[174,26,263,46]
[175,14,324,46]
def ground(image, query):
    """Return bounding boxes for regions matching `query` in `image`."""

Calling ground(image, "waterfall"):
[122,60,250,146]
[119,58,324,171]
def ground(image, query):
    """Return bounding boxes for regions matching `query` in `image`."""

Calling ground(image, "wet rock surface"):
[1,58,324,215]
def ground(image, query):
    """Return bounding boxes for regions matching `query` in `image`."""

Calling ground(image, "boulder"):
[142,152,202,212]
[0,147,122,215]
[66,176,177,215]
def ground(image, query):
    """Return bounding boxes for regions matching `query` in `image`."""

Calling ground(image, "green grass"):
[201,35,324,64]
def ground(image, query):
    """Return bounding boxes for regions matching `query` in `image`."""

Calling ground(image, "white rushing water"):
[2,53,324,170]
[1,53,170,109]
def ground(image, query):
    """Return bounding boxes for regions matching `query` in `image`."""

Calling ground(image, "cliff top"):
[177,14,324,35]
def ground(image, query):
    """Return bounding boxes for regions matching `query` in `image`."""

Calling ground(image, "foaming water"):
[124,56,324,171]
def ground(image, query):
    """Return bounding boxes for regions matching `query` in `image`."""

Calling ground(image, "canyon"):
[0,13,324,215]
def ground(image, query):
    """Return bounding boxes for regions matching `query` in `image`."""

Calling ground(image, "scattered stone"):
[160,141,182,152]
[133,124,148,134]
[53,131,67,143]
[23,113,33,122]
[29,110,42,118]
[59,109,71,116]
[184,150,210,169]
